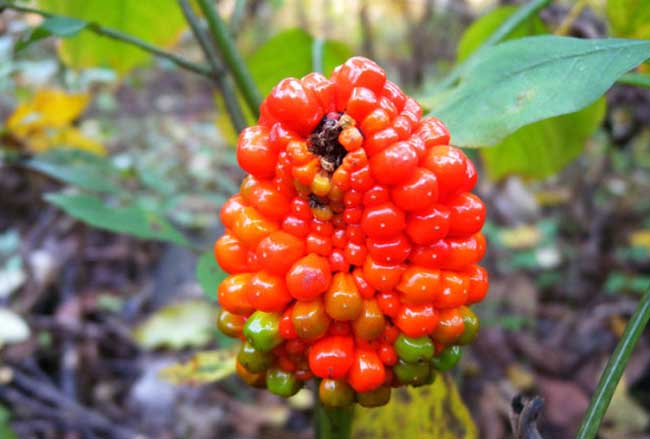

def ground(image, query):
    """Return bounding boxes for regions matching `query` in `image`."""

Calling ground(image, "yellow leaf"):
[51,127,106,156]
[7,89,89,134]
[351,373,477,439]
[629,230,650,248]
[4,89,105,155]
[499,225,542,249]
[160,348,238,385]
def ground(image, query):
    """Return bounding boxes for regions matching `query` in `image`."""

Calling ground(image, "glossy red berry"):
[214,56,488,406]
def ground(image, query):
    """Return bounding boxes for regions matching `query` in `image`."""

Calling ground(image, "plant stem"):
[481,0,552,49]
[555,0,589,36]
[434,0,552,91]
[576,288,650,439]
[196,0,262,117]
[229,0,247,37]
[0,2,211,78]
[314,398,354,439]
[312,37,325,74]
[177,0,247,133]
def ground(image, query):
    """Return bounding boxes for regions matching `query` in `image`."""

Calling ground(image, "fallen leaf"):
[629,229,650,248]
[133,300,215,350]
[159,348,237,385]
[602,375,649,437]
[499,225,542,249]
[351,373,477,439]
[4,88,105,155]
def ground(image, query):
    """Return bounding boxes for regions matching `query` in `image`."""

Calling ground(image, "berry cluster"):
[214,57,487,407]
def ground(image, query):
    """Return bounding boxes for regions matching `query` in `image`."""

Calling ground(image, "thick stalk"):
[196,0,262,117]
[177,0,247,133]
[315,399,354,439]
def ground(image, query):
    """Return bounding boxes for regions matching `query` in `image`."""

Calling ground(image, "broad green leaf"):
[607,0,650,39]
[351,373,477,439]
[23,149,121,193]
[456,5,604,179]
[15,16,87,53]
[45,192,189,246]
[247,28,352,96]
[457,5,547,62]
[160,348,238,384]
[133,300,215,350]
[196,250,227,301]
[433,36,650,147]
[481,98,606,180]
[36,0,187,73]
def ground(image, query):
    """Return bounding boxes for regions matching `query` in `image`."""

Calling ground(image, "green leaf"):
[457,5,547,62]
[196,250,227,301]
[0,405,18,439]
[351,373,477,439]
[22,149,122,193]
[433,36,650,147]
[159,348,238,384]
[45,192,189,245]
[607,0,650,39]
[481,97,606,180]
[15,16,87,53]
[133,300,215,350]
[618,72,650,88]
[36,0,187,73]
[247,28,352,96]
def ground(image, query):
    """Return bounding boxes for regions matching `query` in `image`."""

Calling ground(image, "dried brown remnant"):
[308,193,329,208]
[308,112,348,171]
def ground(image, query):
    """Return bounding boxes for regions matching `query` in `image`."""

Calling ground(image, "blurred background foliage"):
[1,0,650,438]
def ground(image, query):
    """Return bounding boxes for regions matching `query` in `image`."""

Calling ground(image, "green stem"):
[229,0,247,36]
[435,0,552,91]
[481,0,552,49]
[312,37,325,74]
[177,0,247,133]
[576,288,650,439]
[554,0,589,36]
[315,398,354,439]
[0,2,211,78]
[617,72,650,89]
[196,0,262,117]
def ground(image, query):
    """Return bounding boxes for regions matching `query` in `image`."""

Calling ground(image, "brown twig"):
[2,364,141,438]
[510,395,545,439]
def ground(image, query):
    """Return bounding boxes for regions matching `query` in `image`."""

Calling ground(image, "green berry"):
[266,368,301,397]
[237,341,273,373]
[431,345,462,372]
[394,334,434,363]
[393,359,431,386]
[357,385,391,407]
[457,307,479,345]
[243,311,283,352]
[217,309,245,338]
[319,379,355,407]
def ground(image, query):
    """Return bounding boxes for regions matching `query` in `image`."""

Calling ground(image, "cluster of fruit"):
[214,57,487,407]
